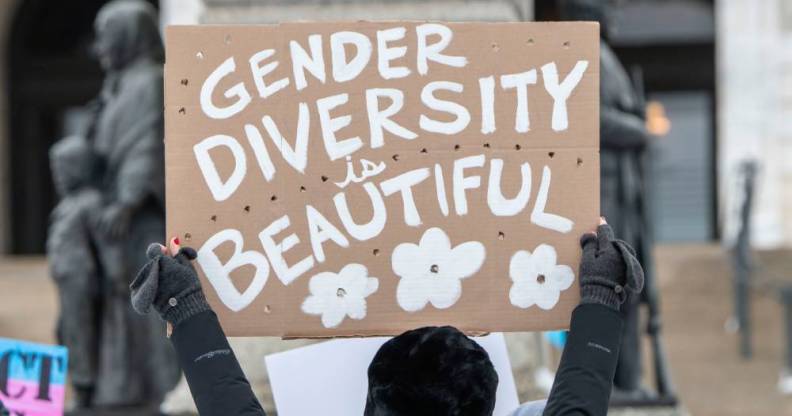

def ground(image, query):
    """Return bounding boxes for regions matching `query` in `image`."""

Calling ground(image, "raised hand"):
[130,237,210,326]
[578,218,645,311]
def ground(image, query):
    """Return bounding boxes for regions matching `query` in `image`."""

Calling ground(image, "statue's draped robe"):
[89,56,179,406]
[47,190,103,390]
[599,40,653,391]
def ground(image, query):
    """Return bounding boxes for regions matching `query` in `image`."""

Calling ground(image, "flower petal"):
[550,264,575,291]
[301,295,325,315]
[445,241,486,280]
[510,250,538,283]
[535,288,562,310]
[364,277,379,297]
[532,244,558,274]
[428,277,463,309]
[340,264,371,297]
[419,227,452,253]
[509,279,538,309]
[391,242,422,278]
[321,303,348,328]
[397,276,432,312]
[309,272,339,297]
[345,297,368,320]
[340,263,368,281]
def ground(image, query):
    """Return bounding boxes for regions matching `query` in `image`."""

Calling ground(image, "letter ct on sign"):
[0,338,68,416]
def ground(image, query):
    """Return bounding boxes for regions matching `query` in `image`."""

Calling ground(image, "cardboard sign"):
[165,22,599,337]
[265,333,519,415]
[0,338,68,416]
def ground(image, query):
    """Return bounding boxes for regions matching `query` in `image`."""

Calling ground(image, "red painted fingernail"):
[174,238,180,245]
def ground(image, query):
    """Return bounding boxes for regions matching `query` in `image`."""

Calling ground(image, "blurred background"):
[0,0,791,415]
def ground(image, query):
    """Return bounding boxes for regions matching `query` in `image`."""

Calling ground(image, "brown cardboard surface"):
[165,22,599,337]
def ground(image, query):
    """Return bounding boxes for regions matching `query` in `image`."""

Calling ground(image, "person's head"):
[94,0,163,71]
[365,326,498,416]
[556,0,621,40]
[50,135,95,196]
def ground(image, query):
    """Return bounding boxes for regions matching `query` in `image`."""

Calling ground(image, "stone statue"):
[47,136,103,407]
[46,0,179,410]
[558,0,675,404]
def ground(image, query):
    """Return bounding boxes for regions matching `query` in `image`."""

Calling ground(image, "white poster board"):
[265,333,520,415]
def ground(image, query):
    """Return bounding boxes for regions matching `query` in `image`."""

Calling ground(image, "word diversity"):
[197,23,588,199]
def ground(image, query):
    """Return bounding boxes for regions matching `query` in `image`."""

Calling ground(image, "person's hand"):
[578,218,645,311]
[94,203,132,240]
[130,237,210,326]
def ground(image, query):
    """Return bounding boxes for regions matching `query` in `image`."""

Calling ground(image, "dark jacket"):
[171,306,621,416]
[600,40,649,251]
[543,304,624,416]
[170,311,266,416]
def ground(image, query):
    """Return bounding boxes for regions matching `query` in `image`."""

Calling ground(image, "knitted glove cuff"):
[161,289,210,327]
[580,277,625,311]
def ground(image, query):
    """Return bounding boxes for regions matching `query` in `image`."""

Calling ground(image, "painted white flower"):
[509,244,575,310]
[392,227,486,312]
[301,264,379,328]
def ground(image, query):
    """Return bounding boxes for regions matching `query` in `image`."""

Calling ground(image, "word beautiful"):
[197,154,573,312]
[196,23,589,201]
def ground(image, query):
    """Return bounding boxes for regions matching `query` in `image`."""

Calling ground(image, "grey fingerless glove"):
[130,243,210,326]
[579,224,645,311]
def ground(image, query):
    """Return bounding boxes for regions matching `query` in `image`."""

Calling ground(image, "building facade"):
[717,0,792,248]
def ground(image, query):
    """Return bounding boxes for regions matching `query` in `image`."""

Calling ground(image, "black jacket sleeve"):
[170,310,266,416]
[601,107,649,151]
[543,304,624,416]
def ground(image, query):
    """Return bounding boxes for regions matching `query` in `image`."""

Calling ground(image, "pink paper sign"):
[0,338,68,416]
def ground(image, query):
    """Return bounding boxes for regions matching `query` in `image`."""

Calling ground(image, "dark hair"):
[364,326,498,416]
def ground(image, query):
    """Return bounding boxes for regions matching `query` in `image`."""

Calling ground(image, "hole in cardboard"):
[537,274,546,284]
[184,232,192,241]
[498,231,505,240]
[527,38,535,45]
[178,107,186,115]
[321,175,329,182]
[270,195,278,202]
[563,41,571,49]
[196,51,204,60]
[244,205,251,212]
[577,157,583,166]
[420,148,428,154]
[548,151,555,158]
[454,144,461,151]
[430,264,439,273]
[392,154,399,161]
[372,248,380,256]
[515,144,522,150]
[299,185,307,192]
[180,78,189,86]
[264,305,272,314]
[210,215,217,222]
[483,143,491,148]
[491,42,500,52]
